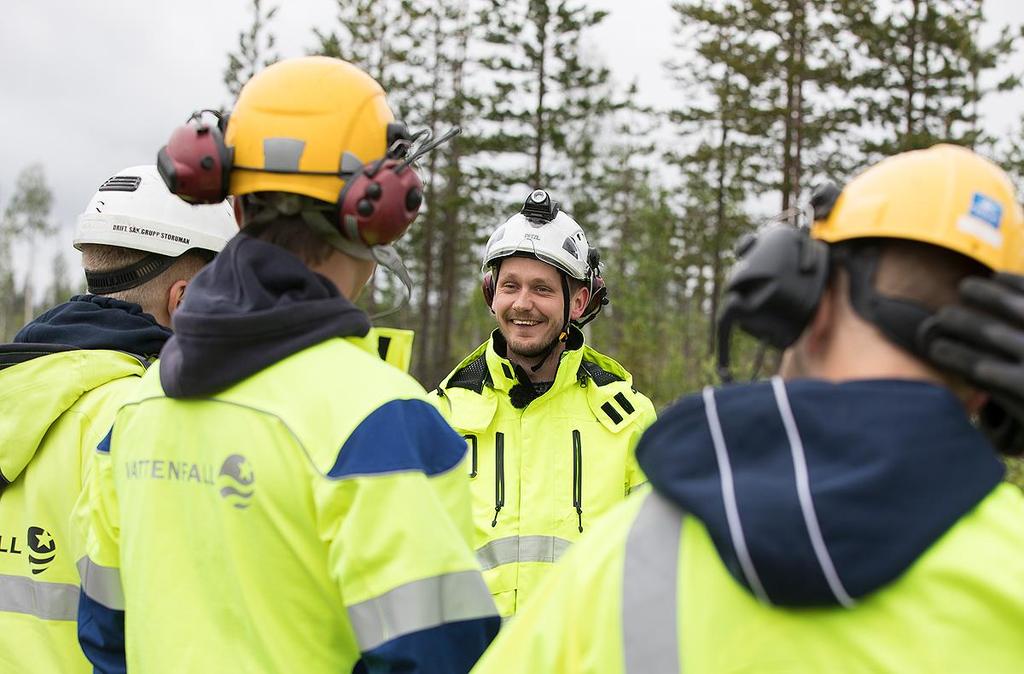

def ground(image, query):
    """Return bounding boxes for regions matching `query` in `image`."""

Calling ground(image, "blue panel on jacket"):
[329,399,466,479]
[352,615,501,674]
[97,428,112,454]
[77,589,126,674]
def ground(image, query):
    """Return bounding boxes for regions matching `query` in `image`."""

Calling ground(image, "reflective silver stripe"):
[262,137,305,171]
[771,377,855,608]
[0,574,79,621]
[475,535,573,571]
[622,492,684,673]
[702,386,770,604]
[347,569,497,651]
[77,557,125,610]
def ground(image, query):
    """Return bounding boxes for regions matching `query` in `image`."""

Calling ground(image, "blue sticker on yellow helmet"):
[970,193,1003,229]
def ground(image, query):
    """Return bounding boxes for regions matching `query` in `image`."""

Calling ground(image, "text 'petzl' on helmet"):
[482,189,594,281]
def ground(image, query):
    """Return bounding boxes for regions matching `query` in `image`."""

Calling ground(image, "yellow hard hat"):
[225,56,395,204]
[813,144,1024,273]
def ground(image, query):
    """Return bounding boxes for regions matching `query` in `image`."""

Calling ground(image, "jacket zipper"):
[573,429,583,533]
[492,432,505,527]
[464,435,478,478]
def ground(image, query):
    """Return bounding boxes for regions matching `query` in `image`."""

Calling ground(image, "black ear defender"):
[716,183,839,383]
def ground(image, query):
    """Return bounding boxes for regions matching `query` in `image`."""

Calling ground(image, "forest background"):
[3,0,1024,480]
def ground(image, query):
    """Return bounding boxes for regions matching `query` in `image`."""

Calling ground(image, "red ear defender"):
[337,159,424,246]
[157,112,233,204]
[481,270,496,308]
[576,274,608,327]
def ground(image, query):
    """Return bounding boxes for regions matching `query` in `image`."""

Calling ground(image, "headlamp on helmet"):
[481,189,608,327]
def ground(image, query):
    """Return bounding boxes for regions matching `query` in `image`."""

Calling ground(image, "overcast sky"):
[1,0,1023,289]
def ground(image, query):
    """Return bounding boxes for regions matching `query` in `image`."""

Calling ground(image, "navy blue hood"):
[14,295,171,357]
[637,378,1003,607]
[159,233,371,398]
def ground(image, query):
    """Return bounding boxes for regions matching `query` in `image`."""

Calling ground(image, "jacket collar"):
[159,234,370,398]
[638,377,1004,607]
[14,295,171,358]
[484,327,586,397]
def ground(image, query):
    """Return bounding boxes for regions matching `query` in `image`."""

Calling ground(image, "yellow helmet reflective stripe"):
[225,56,395,204]
[813,144,1024,273]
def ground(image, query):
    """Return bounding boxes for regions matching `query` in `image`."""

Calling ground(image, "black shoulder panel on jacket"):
[0,342,79,372]
[446,355,491,393]
[578,359,624,387]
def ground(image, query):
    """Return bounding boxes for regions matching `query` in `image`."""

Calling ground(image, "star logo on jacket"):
[217,454,255,509]
[27,526,56,575]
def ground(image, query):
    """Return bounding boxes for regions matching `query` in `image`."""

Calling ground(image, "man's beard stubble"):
[500,322,561,360]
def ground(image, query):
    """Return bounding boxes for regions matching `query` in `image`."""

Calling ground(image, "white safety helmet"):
[482,189,608,328]
[75,165,236,258]
[482,189,594,280]
[74,165,237,294]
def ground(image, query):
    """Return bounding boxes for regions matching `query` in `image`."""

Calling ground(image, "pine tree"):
[310,0,485,385]
[404,2,468,384]
[399,1,483,386]
[995,114,1024,194]
[0,188,16,341]
[475,0,614,197]
[312,0,423,319]
[311,0,426,121]
[579,83,681,403]
[44,250,76,309]
[3,164,55,328]
[747,0,867,210]
[845,0,1022,159]
[223,0,280,102]
[666,0,774,358]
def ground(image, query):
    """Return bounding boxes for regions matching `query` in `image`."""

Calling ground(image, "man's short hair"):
[79,244,208,312]
[869,238,988,393]
[239,193,336,266]
[873,238,989,310]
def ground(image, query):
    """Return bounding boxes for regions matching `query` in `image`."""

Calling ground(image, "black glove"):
[919,272,1024,456]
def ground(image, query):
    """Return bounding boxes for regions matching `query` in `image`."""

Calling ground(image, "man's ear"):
[568,285,591,321]
[232,196,244,227]
[167,279,188,318]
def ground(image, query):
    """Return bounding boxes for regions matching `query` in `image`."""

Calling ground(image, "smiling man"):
[432,189,656,618]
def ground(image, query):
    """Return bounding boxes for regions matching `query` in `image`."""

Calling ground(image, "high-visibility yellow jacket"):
[474,379,1024,673]
[75,337,499,674]
[475,485,1024,674]
[432,329,655,618]
[363,326,415,373]
[0,347,146,674]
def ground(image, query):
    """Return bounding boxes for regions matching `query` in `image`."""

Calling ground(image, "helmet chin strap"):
[368,244,412,320]
[300,208,412,320]
[527,273,571,374]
